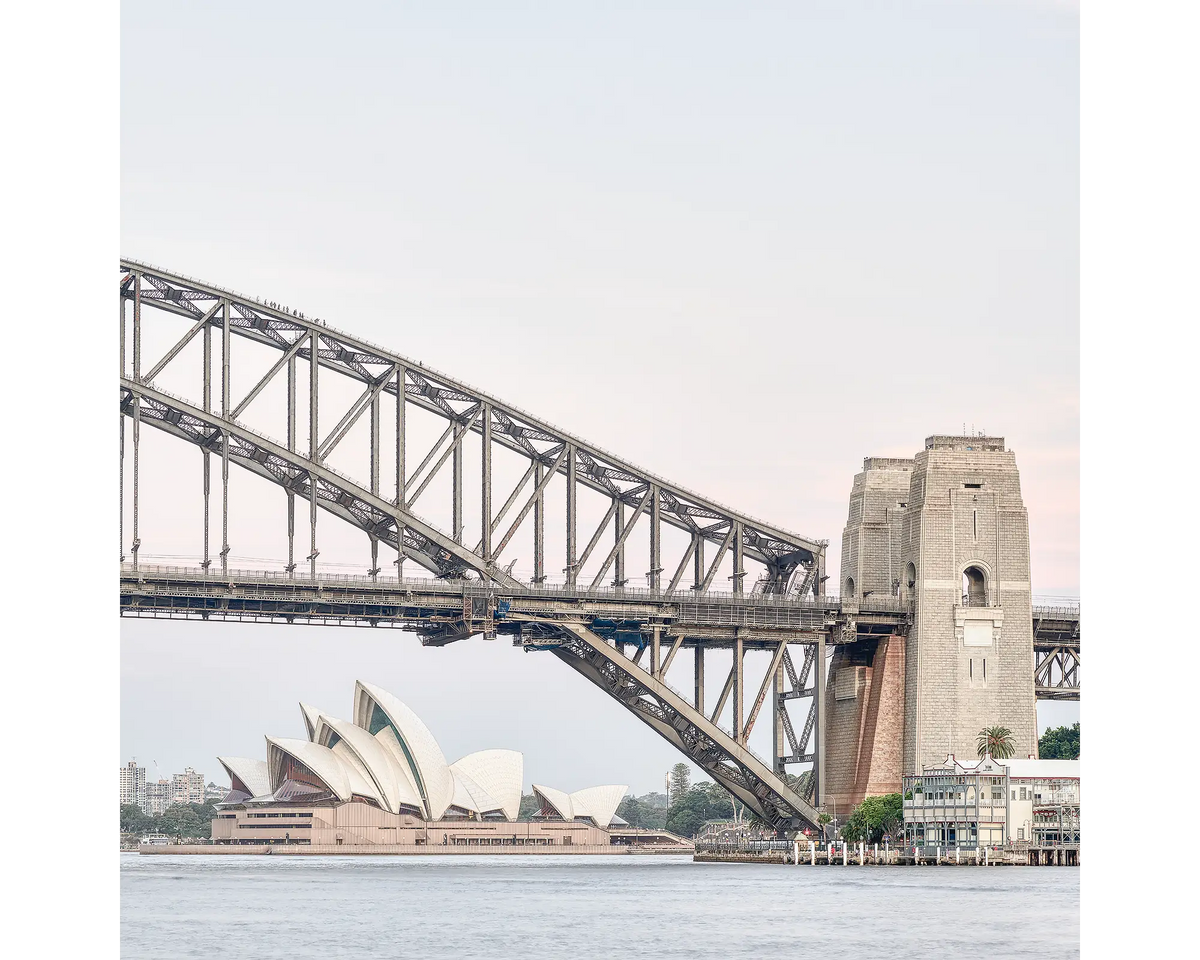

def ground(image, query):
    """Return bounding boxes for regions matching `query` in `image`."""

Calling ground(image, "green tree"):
[160,804,204,838]
[669,763,691,805]
[839,794,903,843]
[665,808,704,839]
[120,803,154,835]
[977,725,1017,759]
[517,793,541,821]
[616,796,645,828]
[1039,722,1080,759]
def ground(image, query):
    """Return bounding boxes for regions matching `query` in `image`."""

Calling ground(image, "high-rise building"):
[145,780,173,815]
[171,767,206,805]
[120,760,146,810]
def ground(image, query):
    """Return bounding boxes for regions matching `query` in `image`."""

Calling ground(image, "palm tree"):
[977,725,1017,759]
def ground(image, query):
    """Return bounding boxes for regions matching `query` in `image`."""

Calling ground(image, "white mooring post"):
[859,842,864,865]
[843,843,848,866]
[984,847,989,866]
[956,846,960,864]
[793,841,799,866]
[936,845,941,865]
[874,842,878,863]
[811,841,816,866]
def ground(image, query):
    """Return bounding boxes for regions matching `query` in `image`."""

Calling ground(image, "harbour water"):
[121,853,1079,959]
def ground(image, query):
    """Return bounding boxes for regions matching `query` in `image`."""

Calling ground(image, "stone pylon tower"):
[902,435,1038,774]
[823,436,1038,811]
[825,458,910,813]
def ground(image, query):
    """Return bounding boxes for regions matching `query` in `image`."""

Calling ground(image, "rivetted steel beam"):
[394,365,406,577]
[575,498,620,580]
[711,662,736,726]
[613,499,626,588]
[408,406,482,512]
[666,535,698,594]
[533,460,545,584]
[658,631,685,680]
[220,298,231,573]
[698,526,735,592]
[648,485,661,591]
[732,521,745,594]
[565,445,577,586]
[230,335,310,423]
[743,639,790,743]
[131,272,141,570]
[318,362,399,461]
[203,317,213,570]
[733,633,744,741]
[286,354,296,576]
[404,422,455,499]
[144,302,221,383]
[475,460,536,555]
[493,446,570,560]
[589,486,653,590]
[481,403,492,561]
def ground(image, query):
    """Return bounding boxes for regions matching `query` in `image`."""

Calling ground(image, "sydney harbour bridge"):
[119,259,1080,835]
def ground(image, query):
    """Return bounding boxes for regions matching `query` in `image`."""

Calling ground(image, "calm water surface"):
[121,853,1079,959]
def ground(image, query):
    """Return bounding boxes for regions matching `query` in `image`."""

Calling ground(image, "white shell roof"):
[532,784,575,821]
[217,757,270,798]
[567,785,628,827]
[353,681,456,820]
[266,737,357,802]
[315,715,423,814]
[299,703,325,742]
[448,770,497,815]
[450,750,523,822]
[533,783,628,826]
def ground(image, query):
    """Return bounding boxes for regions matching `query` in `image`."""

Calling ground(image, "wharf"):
[694,841,1079,866]
[137,842,689,856]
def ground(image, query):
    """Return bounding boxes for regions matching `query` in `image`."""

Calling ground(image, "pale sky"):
[121,0,1078,792]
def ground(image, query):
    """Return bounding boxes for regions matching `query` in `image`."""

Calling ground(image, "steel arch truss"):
[119,260,826,596]
[539,623,822,832]
[1034,645,1080,701]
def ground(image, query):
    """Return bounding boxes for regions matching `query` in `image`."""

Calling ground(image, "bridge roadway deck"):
[120,565,1079,650]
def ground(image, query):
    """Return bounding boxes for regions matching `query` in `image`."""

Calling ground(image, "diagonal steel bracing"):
[543,624,822,833]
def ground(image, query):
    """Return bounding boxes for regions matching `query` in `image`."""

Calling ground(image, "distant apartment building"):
[172,767,206,805]
[205,782,226,802]
[120,760,146,810]
[145,780,174,816]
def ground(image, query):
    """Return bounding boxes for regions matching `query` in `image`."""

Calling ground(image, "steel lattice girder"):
[121,380,525,586]
[120,259,826,588]
[545,623,821,833]
[1034,644,1080,701]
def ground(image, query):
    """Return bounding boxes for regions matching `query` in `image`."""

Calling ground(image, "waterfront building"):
[120,760,146,810]
[172,767,206,805]
[204,782,225,802]
[211,681,635,847]
[902,753,1081,848]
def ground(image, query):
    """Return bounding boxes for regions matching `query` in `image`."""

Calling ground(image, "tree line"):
[120,802,218,839]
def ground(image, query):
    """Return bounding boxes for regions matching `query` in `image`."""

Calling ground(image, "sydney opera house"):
[211,681,632,847]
